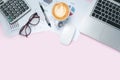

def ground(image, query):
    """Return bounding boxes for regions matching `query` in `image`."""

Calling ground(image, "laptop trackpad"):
[100,27,120,48]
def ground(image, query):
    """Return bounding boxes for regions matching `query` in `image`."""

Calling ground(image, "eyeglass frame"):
[19,12,40,37]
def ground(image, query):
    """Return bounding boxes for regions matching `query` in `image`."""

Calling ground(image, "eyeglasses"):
[19,13,40,37]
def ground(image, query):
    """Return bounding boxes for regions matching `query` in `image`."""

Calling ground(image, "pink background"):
[0,25,120,80]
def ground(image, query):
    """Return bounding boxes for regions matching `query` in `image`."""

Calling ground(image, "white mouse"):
[60,23,76,45]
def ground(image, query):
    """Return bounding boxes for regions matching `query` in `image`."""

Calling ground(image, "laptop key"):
[114,0,120,4]
[0,0,4,5]
[94,10,101,15]
[107,20,120,29]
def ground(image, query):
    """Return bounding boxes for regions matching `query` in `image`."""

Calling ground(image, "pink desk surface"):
[0,24,120,80]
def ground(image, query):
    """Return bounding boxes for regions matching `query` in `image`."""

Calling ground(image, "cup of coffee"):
[52,2,70,21]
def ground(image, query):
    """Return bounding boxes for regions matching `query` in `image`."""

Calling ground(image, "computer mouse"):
[60,23,76,45]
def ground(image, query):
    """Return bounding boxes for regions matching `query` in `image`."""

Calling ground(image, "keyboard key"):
[107,20,120,29]
[94,10,101,15]
[114,0,120,4]
[92,13,95,17]
[0,0,4,5]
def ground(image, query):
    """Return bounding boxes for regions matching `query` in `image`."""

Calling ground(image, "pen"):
[39,2,51,27]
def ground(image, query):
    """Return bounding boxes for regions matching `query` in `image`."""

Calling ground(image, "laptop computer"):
[80,0,120,51]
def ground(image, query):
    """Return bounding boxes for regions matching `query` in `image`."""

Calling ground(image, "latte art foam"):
[52,2,70,21]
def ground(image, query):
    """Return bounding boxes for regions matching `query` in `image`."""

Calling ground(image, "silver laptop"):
[80,0,120,51]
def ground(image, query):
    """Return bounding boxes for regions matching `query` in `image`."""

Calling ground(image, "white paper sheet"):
[39,0,92,40]
[0,0,92,40]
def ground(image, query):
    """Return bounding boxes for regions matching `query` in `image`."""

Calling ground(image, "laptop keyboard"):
[92,0,120,29]
[0,0,31,24]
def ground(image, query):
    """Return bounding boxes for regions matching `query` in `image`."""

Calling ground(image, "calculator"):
[0,0,31,24]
